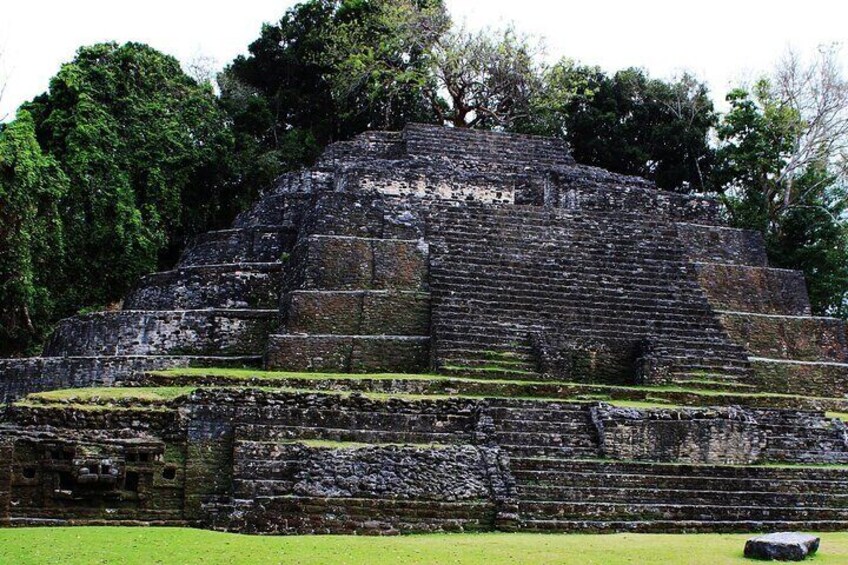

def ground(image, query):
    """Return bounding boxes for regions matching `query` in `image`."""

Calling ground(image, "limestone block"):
[744,532,820,561]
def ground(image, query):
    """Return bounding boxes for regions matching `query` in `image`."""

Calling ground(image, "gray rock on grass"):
[744,532,820,561]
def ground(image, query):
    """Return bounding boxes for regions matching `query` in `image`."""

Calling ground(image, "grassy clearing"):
[0,528,844,565]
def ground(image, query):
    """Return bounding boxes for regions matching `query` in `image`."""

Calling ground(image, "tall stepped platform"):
[3,123,848,535]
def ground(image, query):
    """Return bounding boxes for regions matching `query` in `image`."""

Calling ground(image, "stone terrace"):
[2,124,848,534]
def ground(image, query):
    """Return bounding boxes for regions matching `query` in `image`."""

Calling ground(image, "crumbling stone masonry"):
[3,124,848,534]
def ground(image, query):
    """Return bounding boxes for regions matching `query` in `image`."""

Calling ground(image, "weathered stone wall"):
[591,404,848,465]
[0,440,11,525]
[338,165,520,205]
[286,235,428,292]
[299,192,427,240]
[593,405,764,464]
[232,191,313,228]
[1,429,186,525]
[678,223,768,266]
[720,312,848,362]
[549,168,721,224]
[179,227,297,266]
[0,355,263,404]
[218,442,509,534]
[283,290,430,336]
[43,310,277,357]
[265,335,430,373]
[3,388,848,531]
[124,264,283,310]
[694,263,811,315]
[750,358,848,397]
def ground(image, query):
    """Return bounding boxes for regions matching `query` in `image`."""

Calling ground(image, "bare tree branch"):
[0,46,8,122]
[772,44,848,211]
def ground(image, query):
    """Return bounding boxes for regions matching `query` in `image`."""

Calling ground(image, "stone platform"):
[2,124,848,534]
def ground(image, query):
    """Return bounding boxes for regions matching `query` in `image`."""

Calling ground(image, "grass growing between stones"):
[0,528,846,564]
[17,384,685,411]
[149,367,844,403]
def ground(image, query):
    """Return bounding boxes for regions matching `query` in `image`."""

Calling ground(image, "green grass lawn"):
[0,528,844,564]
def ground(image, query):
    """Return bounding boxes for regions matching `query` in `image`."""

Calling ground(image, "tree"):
[716,46,848,228]
[23,42,234,313]
[429,26,543,128]
[0,110,68,355]
[221,0,445,192]
[0,47,8,123]
[522,62,716,191]
[714,46,848,315]
[322,0,447,130]
[767,165,848,315]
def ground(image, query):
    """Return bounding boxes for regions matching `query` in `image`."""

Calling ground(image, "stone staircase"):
[509,458,848,532]
[680,222,848,396]
[427,203,752,384]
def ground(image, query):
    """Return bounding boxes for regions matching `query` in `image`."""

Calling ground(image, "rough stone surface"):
[744,532,820,561]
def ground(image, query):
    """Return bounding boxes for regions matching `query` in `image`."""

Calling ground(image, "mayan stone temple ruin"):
[3,123,848,534]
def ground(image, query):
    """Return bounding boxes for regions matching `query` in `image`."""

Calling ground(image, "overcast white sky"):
[2,0,847,120]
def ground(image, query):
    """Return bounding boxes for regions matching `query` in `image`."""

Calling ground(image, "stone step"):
[179,226,297,266]
[430,205,674,229]
[509,458,848,480]
[433,296,717,327]
[43,309,278,357]
[434,319,747,348]
[511,519,848,534]
[515,484,848,507]
[501,445,603,459]
[124,263,283,310]
[516,500,848,522]
[719,311,848,363]
[265,334,430,373]
[512,468,848,491]
[694,263,811,316]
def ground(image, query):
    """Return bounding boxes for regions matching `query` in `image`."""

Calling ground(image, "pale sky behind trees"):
[1,0,847,120]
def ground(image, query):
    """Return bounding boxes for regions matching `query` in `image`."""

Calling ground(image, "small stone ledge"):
[265,334,430,373]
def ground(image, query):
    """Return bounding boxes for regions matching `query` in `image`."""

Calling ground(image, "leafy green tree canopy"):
[23,42,234,311]
[220,0,446,188]
[0,110,67,355]
[523,62,716,191]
